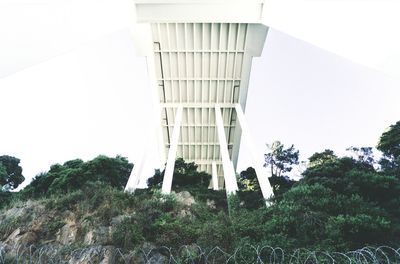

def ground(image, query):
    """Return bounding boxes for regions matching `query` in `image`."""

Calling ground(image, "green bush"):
[0,191,12,209]
[112,217,144,249]
[197,212,235,251]
[45,190,85,211]
[22,155,133,198]
[0,215,25,240]
[43,219,66,238]
[147,158,211,191]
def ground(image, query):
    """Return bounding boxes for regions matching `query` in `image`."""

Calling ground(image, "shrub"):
[0,216,25,240]
[43,219,66,238]
[147,158,211,191]
[45,190,85,211]
[0,191,12,209]
[21,155,133,198]
[112,217,144,249]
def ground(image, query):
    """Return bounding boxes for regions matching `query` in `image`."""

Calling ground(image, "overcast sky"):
[0,0,399,188]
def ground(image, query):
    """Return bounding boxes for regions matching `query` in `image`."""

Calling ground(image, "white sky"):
[0,0,399,188]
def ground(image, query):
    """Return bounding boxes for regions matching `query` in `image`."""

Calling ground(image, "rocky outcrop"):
[83,226,111,245]
[0,191,199,263]
[68,246,116,264]
[176,191,196,206]
[56,223,78,245]
[5,228,38,246]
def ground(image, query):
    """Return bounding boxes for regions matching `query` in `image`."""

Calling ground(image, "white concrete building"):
[125,0,274,199]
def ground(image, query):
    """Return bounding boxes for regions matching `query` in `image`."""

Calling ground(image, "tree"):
[377,120,400,175]
[346,146,375,166]
[0,164,6,190]
[237,167,264,209]
[0,155,24,191]
[147,158,211,191]
[238,166,295,200]
[268,174,295,198]
[308,149,337,167]
[262,141,299,198]
[82,155,133,188]
[378,120,400,158]
[147,169,164,189]
[303,149,400,218]
[264,141,299,177]
[22,155,133,198]
[265,183,393,250]
[303,151,378,197]
[238,167,260,192]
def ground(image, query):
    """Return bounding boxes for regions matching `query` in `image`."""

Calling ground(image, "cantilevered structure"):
[125,0,274,199]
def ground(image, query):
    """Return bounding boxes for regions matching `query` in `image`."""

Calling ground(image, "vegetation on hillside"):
[0,120,400,253]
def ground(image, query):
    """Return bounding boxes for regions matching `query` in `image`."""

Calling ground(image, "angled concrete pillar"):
[234,104,274,200]
[125,149,147,193]
[215,104,238,194]
[212,162,219,191]
[162,106,183,194]
[125,107,164,193]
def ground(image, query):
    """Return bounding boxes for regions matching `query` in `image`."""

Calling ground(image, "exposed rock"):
[18,231,38,245]
[111,215,128,226]
[178,208,193,218]
[5,228,38,246]
[176,191,196,206]
[83,230,94,245]
[3,200,44,219]
[68,246,116,264]
[99,246,115,264]
[83,226,111,245]
[139,242,168,264]
[206,199,216,209]
[4,228,21,244]
[56,223,78,245]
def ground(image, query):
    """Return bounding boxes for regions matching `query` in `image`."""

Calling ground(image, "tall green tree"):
[308,149,338,167]
[264,141,299,177]
[263,141,298,198]
[377,120,400,175]
[0,155,24,191]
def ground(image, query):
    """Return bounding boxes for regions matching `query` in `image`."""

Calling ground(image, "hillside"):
[0,120,400,263]
[0,185,231,262]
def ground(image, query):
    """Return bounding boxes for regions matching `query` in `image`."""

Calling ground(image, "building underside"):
[153,22,250,188]
[125,0,274,199]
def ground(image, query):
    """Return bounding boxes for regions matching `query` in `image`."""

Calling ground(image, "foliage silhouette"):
[0,155,24,191]
[147,158,211,191]
[21,155,133,198]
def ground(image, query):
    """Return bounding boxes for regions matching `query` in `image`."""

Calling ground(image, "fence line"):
[1,243,400,263]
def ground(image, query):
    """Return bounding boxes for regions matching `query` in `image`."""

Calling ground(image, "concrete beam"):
[161,106,183,194]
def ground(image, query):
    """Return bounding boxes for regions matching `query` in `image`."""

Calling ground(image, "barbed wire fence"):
[1,244,400,264]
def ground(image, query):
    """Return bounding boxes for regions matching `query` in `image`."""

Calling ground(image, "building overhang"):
[134,0,265,23]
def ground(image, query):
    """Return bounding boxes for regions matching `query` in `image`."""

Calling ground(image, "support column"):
[234,103,274,200]
[162,106,183,194]
[146,44,167,171]
[125,106,164,193]
[215,104,238,194]
[124,150,146,193]
[212,162,219,191]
